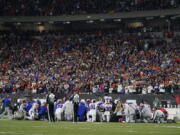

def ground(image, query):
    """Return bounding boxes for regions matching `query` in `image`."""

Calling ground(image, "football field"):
[0,120,180,135]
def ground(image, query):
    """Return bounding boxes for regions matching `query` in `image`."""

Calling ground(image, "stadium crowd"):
[0,0,179,16]
[0,31,180,95]
[0,93,169,123]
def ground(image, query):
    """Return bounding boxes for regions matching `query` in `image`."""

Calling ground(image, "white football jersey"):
[104,104,112,112]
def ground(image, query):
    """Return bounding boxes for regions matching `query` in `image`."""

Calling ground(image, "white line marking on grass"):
[59,127,91,130]
[79,128,91,130]
[161,125,180,129]
[148,131,161,134]
[93,122,102,124]
[30,134,43,135]
[0,132,45,135]
[128,130,137,133]
[0,131,24,134]
[0,119,11,121]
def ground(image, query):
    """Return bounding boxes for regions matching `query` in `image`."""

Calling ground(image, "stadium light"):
[62,21,71,24]
[160,15,165,18]
[65,21,70,24]
[86,20,94,23]
[100,19,105,22]
[128,22,143,28]
[17,22,21,25]
[114,19,121,22]
[14,22,21,25]
[49,21,54,24]
[37,22,42,25]
[146,17,154,20]
[37,25,45,32]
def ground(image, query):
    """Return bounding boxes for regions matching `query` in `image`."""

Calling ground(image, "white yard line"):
[161,125,180,128]
[0,132,45,135]
[128,130,137,133]
[0,119,11,121]
[0,131,25,134]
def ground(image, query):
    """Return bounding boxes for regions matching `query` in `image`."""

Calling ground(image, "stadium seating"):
[0,31,179,94]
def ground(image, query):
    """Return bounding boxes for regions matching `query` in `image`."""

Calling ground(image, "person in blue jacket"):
[0,95,11,118]
[78,99,87,121]
[33,98,41,113]
[38,102,47,120]
[25,101,33,113]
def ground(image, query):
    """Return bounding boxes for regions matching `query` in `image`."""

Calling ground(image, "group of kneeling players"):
[0,93,170,123]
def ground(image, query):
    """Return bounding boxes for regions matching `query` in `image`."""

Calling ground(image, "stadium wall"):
[0,9,180,23]
[0,93,178,107]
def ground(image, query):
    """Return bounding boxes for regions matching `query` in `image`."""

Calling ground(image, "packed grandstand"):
[0,0,180,124]
[0,31,180,94]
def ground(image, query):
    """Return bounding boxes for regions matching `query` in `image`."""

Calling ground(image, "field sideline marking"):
[161,125,180,128]
[128,130,137,133]
[0,131,45,135]
[0,131,24,135]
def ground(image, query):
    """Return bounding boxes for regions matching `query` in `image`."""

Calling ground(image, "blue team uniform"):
[3,98,11,108]
[25,102,33,113]
[78,102,87,121]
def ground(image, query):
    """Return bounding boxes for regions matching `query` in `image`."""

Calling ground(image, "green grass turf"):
[0,120,180,135]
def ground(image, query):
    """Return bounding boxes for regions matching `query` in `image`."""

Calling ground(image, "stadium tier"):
[0,0,179,16]
[0,31,179,94]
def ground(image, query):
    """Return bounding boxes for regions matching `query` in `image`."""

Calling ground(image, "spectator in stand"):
[0,30,179,95]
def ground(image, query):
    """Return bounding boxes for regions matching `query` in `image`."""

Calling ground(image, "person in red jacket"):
[159,107,168,114]
[159,107,168,120]
[153,107,168,123]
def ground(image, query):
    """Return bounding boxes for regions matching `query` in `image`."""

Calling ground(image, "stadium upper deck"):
[0,0,179,16]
